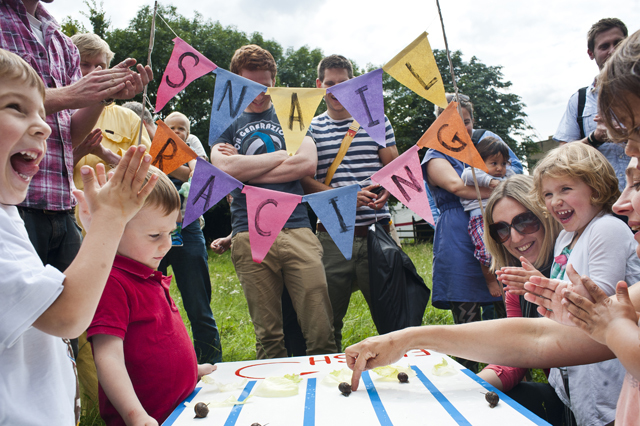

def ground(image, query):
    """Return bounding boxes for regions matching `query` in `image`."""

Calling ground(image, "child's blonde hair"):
[598,29,640,142]
[70,33,115,67]
[165,112,190,136]
[533,143,620,214]
[142,166,181,216]
[0,48,45,98]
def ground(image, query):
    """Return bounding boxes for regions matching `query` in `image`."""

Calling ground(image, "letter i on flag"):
[303,184,359,260]
[156,37,217,112]
[149,120,198,175]
[383,32,447,109]
[371,145,434,225]
[416,102,487,172]
[326,68,387,146]
[182,158,243,228]
[267,87,326,155]
[243,186,302,263]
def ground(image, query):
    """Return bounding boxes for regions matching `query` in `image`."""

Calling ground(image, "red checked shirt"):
[0,0,81,210]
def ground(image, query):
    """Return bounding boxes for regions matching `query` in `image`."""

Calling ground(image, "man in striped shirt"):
[301,55,399,351]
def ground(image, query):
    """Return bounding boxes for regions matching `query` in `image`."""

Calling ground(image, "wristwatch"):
[587,131,605,149]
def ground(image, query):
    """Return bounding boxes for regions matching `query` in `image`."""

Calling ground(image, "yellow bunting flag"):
[383,32,447,109]
[416,102,488,172]
[267,87,326,155]
[149,120,198,175]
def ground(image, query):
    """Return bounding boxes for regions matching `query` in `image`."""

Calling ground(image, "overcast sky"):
[47,0,640,142]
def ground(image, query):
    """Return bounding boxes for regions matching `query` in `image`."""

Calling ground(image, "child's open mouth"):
[555,209,574,224]
[10,151,40,181]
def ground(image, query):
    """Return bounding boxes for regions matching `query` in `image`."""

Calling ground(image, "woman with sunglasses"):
[467,175,564,424]
[346,30,640,426]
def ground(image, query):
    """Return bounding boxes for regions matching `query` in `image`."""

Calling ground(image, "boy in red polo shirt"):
[87,168,216,426]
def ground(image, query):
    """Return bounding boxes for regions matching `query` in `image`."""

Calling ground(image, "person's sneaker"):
[171,223,183,247]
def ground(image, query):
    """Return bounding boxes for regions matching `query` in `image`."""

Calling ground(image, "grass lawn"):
[79,240,545,425]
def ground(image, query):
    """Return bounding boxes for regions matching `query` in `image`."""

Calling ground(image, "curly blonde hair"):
[532,143,620,214]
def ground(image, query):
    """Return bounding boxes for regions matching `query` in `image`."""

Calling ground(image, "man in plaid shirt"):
[0,0,152,288]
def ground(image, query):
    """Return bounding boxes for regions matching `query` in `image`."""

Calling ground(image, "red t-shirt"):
[87,255,197,425]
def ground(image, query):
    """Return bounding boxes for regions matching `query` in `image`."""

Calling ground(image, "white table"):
[163,349,550,425]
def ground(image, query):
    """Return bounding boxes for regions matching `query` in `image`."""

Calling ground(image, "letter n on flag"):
[182,158,243,228]
[243,186,301,263]
[156,37,217,112]
[416,102,487,172]
[371,145,434,225]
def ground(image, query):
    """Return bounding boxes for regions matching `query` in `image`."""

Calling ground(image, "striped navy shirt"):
[309,112,396,226]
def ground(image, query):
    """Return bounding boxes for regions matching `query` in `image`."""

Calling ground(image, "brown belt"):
[317,222,389,238]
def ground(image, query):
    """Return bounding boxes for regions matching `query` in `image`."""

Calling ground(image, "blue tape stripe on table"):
[411,365,472,426]
[362,371,393,426]
[223,380,257,426]
[303,378,317,426]
[461,369,551,425]
[162,387,201,425]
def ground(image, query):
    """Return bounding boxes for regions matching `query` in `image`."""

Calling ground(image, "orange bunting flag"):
[149,120,198,175]
[416,102,488,172]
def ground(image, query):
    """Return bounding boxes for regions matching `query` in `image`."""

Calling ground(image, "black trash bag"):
[367,222,431,335]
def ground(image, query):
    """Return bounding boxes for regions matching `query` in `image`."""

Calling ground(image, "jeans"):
[159,221,222,364]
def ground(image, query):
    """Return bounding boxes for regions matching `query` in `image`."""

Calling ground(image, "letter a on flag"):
[371,145,434,225]
[383,32,447,109]
[208,68,269,145]
[243,186,302,263]
[326,68,387,146]
[156,37,217,112]
[416,102,487,172]
[303,184,358,260]
[267,87,326,155]
[183,158,243,228]
[149,120,198,175]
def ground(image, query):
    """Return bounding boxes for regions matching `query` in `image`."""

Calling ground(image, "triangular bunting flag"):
[182,158,243,227]
[302,184,358,260]
[208,68,269,145]
[416,102,488,172]
[156,37,218,112]
[267,87,326,155]
[243,186,302,263]
[371,145,434,225]
[326,68,386,146]
[149,120,198,175]
[383,32,447,109]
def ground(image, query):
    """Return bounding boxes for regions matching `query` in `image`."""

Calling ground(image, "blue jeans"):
[159,221,222,364]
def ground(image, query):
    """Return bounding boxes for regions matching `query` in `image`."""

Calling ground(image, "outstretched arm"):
[32,146,157,338]
[563,280,640,380]
[345,317,614,391]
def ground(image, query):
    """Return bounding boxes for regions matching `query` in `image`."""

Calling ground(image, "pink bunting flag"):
[242,185,302,263]
[156,37,218,112]
[371,145,434,225]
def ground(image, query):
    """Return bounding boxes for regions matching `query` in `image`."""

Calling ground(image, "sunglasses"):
[488,211,541,243]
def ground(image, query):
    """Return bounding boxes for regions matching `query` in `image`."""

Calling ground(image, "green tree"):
[81,0,111,38]
[60,16,86,37]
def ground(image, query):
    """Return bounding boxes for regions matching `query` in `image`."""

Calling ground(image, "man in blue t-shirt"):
[301,55,399,351]
[210,45,336,359]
